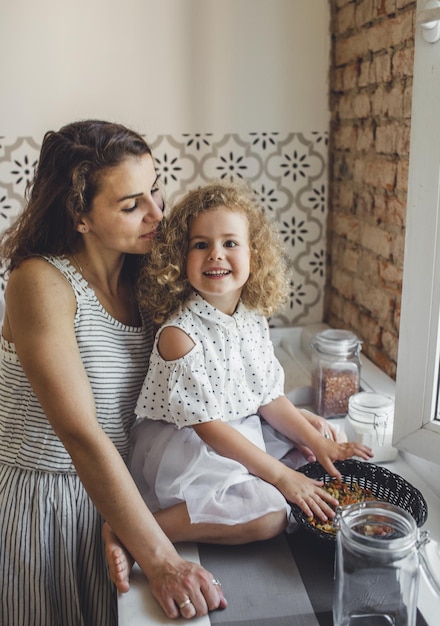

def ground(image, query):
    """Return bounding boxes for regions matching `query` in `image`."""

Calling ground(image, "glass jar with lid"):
[309,329,362,418]
[333,501,440,626]
[345,391,397,463]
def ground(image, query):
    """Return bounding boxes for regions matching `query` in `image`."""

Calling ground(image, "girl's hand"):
[275,466,339,522]
[291,409,373,475]
[314,438,374,479]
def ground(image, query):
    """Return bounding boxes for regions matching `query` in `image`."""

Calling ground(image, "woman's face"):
[81,153,163,255]
[186,206,251,315]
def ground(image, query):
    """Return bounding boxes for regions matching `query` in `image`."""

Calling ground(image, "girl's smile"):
[203,268,232,278]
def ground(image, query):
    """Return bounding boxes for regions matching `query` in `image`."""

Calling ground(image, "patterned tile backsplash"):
[0,131,328,327]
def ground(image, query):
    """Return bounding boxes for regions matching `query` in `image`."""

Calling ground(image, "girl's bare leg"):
[154,503,288,544]
[103,505,287,591]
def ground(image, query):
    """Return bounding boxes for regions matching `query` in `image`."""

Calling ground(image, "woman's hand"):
[103,522,226,620]
[148,557,227,620]
[299,410,339,439]
[294,409,342,461]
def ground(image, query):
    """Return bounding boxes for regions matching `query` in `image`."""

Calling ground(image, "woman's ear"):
[76,220,89,234]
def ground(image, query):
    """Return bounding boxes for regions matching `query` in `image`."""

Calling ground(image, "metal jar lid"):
[348,392,394,423]
[310,328,362,356]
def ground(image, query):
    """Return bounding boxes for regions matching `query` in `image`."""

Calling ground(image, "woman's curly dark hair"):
[137,180,290,323]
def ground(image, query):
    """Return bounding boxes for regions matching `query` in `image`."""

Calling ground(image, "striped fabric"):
[0,257,152,626]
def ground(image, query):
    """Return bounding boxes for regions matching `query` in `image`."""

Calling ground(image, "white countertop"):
[119,325,440,625]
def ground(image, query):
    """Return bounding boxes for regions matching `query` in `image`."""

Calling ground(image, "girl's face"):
[187,206,251,315]
[80,153,163,256]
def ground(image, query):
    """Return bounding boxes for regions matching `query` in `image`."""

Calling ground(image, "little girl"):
[105,181,372,588]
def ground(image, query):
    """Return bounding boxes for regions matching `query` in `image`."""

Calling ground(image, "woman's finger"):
[177,596,197,619]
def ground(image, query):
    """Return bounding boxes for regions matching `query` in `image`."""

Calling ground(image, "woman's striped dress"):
[0,257,152,626]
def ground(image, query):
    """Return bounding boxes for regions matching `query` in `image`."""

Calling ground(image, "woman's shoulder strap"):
[41,255,89,299]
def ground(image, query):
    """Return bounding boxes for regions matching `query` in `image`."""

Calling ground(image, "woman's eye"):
[122,203,137,213]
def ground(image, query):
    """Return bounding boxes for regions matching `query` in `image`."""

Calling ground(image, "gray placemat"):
[199,533,320,626]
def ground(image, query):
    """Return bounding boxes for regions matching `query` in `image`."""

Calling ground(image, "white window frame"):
[394,0,440,462]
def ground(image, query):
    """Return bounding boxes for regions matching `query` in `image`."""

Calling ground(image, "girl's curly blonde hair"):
[137,180,290,323]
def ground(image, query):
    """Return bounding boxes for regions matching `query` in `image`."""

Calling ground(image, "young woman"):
[0,120,226,625]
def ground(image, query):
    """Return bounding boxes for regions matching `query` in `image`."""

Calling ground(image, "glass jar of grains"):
[309,329,362,418]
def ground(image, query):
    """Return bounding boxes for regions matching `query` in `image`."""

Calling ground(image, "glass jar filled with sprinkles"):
[310,329,362,418]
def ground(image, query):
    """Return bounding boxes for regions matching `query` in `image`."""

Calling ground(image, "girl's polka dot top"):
[135,292,285,428]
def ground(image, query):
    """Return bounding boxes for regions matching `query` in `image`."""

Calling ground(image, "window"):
[394,0,440,462]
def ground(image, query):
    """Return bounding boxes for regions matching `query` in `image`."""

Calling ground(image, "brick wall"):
[327,0,416,378]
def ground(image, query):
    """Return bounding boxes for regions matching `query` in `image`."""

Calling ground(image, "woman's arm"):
[5,259,224,619]
[259,395,373,477]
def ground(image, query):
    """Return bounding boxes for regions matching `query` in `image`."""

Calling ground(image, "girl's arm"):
[259,395,373,477]
[5,259,224,619]
[193,419,338,521]
[157,325,337,521]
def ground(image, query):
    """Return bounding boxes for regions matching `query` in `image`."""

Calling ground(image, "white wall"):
[1,0,330,138]
[0,0,331,327]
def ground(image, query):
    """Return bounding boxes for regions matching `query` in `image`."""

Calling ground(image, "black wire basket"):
[289,459,428,542]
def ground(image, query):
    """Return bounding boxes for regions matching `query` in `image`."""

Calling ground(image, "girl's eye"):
[194,241,208,249]
[224,240,237,248]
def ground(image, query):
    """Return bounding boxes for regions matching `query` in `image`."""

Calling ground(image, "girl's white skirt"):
[128,415,297,525]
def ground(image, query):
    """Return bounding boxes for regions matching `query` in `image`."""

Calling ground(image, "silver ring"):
[178,598,192,609]
[212,578,222,586]
[324,431,331,439]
